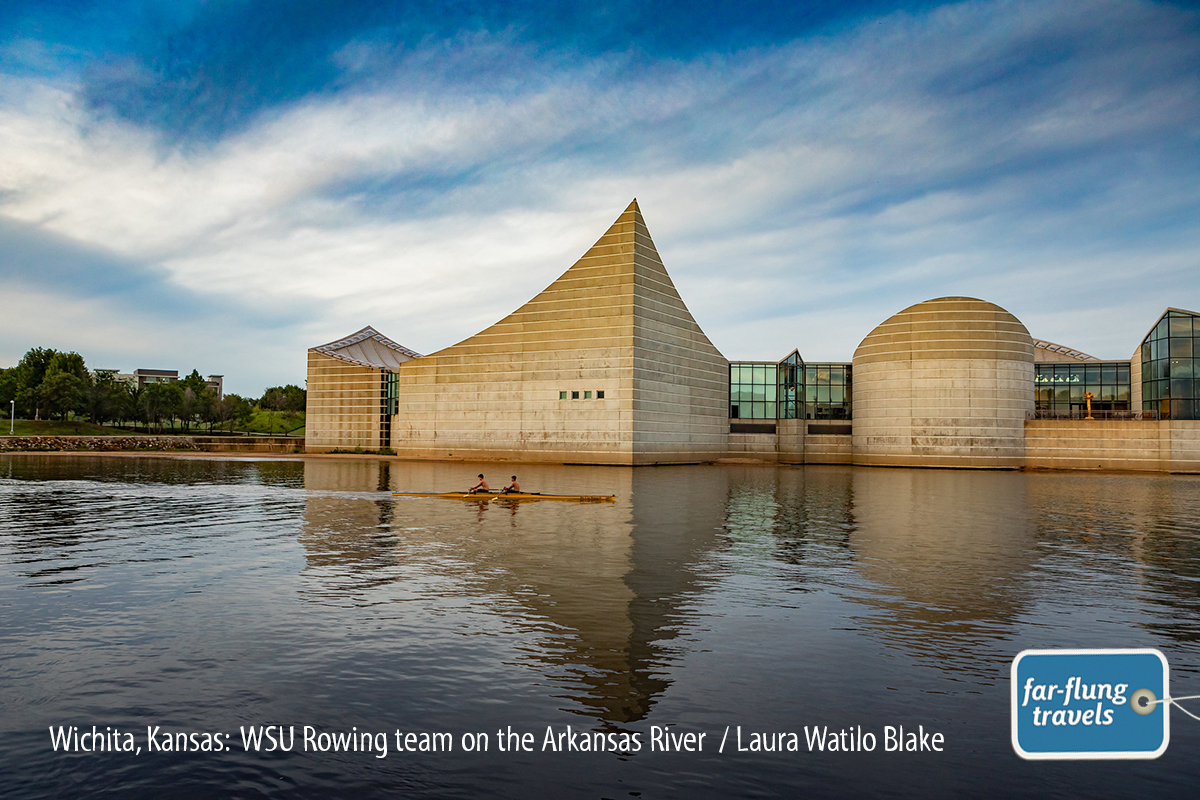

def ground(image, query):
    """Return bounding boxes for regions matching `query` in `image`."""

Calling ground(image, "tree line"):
[0,347,306,434]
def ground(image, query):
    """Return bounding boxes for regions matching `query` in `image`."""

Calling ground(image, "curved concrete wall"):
[852,297,1034,468]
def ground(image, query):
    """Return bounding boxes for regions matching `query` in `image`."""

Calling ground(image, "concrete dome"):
[854,297,1034,365]
[852,297,1035,468]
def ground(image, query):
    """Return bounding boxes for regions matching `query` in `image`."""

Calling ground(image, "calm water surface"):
[2,454,1200,798]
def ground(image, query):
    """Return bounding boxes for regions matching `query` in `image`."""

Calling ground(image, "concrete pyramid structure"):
[389,200,729,464]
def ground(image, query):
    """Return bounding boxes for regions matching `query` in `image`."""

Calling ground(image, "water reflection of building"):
[1024,473,1200,643]
[298,461,730,724]
[847,469,1039,673]
[300,460,399,590]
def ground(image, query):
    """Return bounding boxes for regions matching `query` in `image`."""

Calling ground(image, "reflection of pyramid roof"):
[1033,339,1099,362]
[310,326,422,370]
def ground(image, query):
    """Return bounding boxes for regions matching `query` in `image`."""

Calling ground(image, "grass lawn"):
[1,419,146,436]
[243,410,305,435]
[203,411,305,435]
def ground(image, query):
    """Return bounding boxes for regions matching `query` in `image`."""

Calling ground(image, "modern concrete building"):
[306,326,422,451]
[306,201,1200,473]
[133,368,178,387]
[851,297,1034,469]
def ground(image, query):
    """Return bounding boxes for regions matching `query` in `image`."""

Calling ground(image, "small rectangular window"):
[571,391,579,399]
[559,391,567,400]
[584,391,592,399]
[597,390,604,399]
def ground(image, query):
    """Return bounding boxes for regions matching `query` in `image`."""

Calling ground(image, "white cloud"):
[1,0,1198,386]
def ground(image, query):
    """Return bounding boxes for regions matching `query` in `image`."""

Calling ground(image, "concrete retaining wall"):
[1024,420,1200,473]
[0,436,198,452]
[0,436,305,454]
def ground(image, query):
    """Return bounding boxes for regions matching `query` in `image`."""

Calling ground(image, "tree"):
[141,382,182,433]
[257,384,306,435]
[0,368,17,416]
[40,371,86,422]
[162,382,184,432]
[112,383,137,428]
[227,394,254,433]
[11,348,58,418]
[179,387,199,431]
[87,372,123,425]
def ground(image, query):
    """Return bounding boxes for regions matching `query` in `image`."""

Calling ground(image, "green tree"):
[0,367,17,417]
[40,371,86,421]
[87,373,121,425]
[163,382,184,432]
[141,382,183,433]
[226,394,253,433]
[12,348,58,417]
[112,382,137,428]
[47,351,88,382]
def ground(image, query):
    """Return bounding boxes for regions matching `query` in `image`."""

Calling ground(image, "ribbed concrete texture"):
[389,200,729,464]
[852,297,1035,468]
[305,352,384,451]
[1024,419,1200,472]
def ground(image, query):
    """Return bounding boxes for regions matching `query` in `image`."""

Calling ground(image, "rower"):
[469,474,489,494]
[502,475,519,494]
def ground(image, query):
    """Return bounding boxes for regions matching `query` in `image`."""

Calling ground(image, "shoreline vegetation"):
[1,346,307,437]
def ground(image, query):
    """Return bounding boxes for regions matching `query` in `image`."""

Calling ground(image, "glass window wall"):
[1034,362,1131,412]
[803,363,852,420]
[729,352,851,420]
[1141,310,1200,420]
[729,362,778,419]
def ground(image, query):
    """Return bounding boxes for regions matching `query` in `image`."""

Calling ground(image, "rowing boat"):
[391,491,615,502]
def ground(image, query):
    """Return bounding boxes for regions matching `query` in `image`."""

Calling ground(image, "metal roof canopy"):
[310,326,423,370]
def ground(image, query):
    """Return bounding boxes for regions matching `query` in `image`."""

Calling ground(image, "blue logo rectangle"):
[1011,649,1169,760]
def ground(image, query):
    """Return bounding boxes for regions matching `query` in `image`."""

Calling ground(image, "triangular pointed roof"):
[310,325,422,369]
[390,200,729,464]
[428,199,725,362]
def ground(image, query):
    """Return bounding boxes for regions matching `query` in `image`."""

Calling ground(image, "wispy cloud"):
[1,0,1198,391]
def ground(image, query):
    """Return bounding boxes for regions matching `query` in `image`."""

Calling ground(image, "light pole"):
[9,400,13,434]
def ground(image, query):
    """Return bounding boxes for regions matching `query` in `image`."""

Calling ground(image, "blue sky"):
[1,0,1198,395]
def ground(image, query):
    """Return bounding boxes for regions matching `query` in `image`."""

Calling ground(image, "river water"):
[1,454,1199,798]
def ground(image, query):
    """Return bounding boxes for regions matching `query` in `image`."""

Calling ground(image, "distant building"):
[305,200,1200,472]
[133,369,178,388]
[205,375,224,401]
[91,369,137,387]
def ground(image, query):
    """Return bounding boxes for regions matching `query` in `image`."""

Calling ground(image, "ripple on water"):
[2,455,1200,798]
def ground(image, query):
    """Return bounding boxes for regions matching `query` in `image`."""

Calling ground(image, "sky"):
[1,0,1198,396]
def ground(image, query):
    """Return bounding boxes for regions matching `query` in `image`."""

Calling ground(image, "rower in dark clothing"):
[469,474,490,494]
[502,476,519,494]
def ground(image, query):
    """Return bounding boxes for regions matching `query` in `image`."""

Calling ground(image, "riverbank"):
[0,435,302,454]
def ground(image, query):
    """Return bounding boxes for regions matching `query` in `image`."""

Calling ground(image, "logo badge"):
[1011,649,1169,760]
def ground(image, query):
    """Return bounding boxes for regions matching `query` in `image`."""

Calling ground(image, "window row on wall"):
[1033,363,1131,411]
[1143,357,1199,381]
[559,390,606,399]
[802,364,852,420]
[1035,363,1131,385]
[729,358,851,420]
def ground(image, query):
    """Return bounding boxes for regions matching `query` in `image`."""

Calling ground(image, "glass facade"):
[730,362,778,419]
[730,354,852,420]
[384,371,399,415]
[778,350,800,420]
[803,364,852,420]
[1034,363,1131,412]
[1141,310,1200,420]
